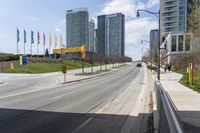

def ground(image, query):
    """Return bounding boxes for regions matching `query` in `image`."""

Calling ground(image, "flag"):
[31,30,34,44]
[60,35,63,47]
[17,28,20,43]
[24,29,26,43]
[43,33,45,46]
[55,34,57,47]
[49,33,52,46]
[37,32,40,45]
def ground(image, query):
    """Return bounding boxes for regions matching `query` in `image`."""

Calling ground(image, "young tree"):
[45,48,49,57]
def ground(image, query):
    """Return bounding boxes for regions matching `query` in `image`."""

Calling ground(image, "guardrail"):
[155,79,184,133]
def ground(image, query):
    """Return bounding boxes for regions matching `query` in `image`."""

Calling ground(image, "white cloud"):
[147,0,159,8]
[61,19,66,23]
[125,18,157,59]
[125,17,157,44]
[55,28,61,32]
[101,0,146,19]
[99,0,159,59]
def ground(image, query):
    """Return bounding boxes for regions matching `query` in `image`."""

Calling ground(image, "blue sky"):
[0,0,159,60]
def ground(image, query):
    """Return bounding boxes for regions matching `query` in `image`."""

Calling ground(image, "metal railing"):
[155,79,184,133]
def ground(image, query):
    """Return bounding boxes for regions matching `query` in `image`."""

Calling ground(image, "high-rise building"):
[89,18,95,52]
[160,0,192,64]
[66,8,89,49]
[94,29,98,52]
[160,0,187,34]
[97,13,125,57]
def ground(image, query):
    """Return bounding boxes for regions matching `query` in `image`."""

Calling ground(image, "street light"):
[137,9,161,80]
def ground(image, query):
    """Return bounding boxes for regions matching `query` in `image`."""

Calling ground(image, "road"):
[0,63,148,133]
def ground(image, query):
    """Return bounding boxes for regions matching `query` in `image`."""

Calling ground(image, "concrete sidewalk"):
[159,71,200,133]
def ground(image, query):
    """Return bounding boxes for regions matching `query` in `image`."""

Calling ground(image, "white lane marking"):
[0,86,59,99]
[72,102,110,133]
[72,117,93,133]
[51,91,76,100]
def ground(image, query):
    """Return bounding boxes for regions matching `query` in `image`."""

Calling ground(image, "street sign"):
[19,55,27,65]
[62,65,67,73]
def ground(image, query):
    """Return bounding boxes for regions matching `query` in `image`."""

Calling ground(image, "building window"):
[185,34,191,51]
[171,36,177,52]
[178,35,184,51]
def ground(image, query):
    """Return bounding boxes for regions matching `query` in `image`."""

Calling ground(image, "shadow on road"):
[178,111,200,133]
[0,108,153,133]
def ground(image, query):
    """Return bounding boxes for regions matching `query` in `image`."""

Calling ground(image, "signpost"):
[80,45,86,74]
[62,65,67,83]
[53,45,87,75]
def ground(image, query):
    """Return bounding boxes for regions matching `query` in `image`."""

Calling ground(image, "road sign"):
[19,55,27,65]
[62,65,67,73]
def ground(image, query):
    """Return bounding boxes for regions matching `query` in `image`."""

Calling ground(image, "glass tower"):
[160,0,187,34]
[89,18,95,52]
[97,13,125,57]
[66,8,89,49]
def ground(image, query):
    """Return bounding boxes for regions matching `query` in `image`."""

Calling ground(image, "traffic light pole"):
[82,58,84,74]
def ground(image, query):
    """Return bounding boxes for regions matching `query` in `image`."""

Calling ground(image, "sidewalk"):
[159,71,200,133]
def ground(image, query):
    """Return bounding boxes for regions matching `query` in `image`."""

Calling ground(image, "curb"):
[146,67,159,133]
[62,65,128,84]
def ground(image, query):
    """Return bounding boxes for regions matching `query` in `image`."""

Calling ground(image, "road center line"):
[0,86,59,99]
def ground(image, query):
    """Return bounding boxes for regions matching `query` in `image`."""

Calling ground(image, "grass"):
[174,68,200,93]
[7,60,99,74]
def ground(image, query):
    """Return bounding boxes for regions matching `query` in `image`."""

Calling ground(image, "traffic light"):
[62,65,67,73]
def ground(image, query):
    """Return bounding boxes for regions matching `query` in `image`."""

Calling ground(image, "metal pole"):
[157,10,161,80]
[64,73,66,83]
[82,58,84,74]
[17,42,18,55]
[31,42,32,57]
[37,44,39,57]
[44,45,45,58]
[24,42,25,55]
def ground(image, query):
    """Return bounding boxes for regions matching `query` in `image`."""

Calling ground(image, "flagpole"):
[37,32,39,58]
[24,29,25,55]
[43,33,45,58]
[17,42,18,55]
[49,33,51,59]
[31,42,32,57]
[24,42,25,55]
[17,27,19,55]
[31,30,32,57]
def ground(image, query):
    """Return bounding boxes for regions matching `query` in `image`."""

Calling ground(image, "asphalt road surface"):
[0,63,146,133]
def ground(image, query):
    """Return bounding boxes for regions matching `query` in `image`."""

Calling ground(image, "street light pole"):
[158,10,161,80]
[137,9,161,80]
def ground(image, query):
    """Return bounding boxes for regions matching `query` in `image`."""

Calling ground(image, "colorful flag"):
[49,33,52,46]
[37,32,40,45]
[17,28,20,43]
[24,29,26,43]
[31,30,34,44]
[55,34,57,47]
[43,33,45,46]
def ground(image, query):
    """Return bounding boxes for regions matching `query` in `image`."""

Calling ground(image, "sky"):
[0,0,159,60]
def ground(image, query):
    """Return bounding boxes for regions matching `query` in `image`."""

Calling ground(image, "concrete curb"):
[152,91,159,133]
[146,69,159,133]
[62,65,128,84]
